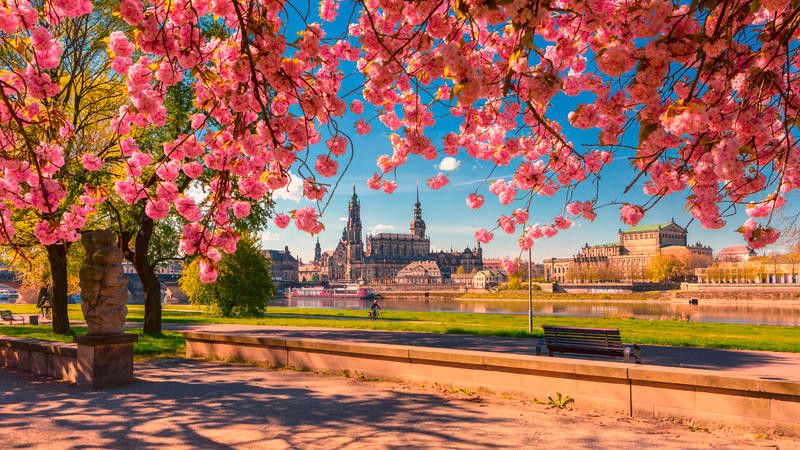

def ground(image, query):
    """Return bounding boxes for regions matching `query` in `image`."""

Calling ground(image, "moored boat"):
[288,285,378,300]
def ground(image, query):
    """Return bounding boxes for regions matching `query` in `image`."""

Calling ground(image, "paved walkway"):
[159,323,800,381]
[2,359,795,448]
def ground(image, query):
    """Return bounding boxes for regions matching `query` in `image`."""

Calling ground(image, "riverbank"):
[456,296,800,305]
[5,305,800,353]
[457,289,800,302]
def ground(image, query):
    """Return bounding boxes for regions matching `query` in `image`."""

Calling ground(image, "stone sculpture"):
[79,230,128,335]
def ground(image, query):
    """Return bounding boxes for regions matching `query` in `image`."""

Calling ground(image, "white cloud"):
[338,216,347,221]
[272,172,303,202]
[260,231,281,242]
[185,181,209,203]
[368,224,396,234]
[438,156,460,172]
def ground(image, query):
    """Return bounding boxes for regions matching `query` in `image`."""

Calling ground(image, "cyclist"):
[369,298,381,319]
[36,285,51,319]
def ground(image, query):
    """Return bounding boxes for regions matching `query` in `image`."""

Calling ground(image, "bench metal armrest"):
[624,344,642,364]
[632,344,641,364]
[536,339,546,356]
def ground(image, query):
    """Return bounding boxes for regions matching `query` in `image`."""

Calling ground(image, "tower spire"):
[410,181,426,238]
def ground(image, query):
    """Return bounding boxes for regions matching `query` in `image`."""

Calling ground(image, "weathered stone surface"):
[80,230,129,335]
[75,334,137,390]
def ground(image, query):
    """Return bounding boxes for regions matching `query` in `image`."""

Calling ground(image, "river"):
[272,296,800,326]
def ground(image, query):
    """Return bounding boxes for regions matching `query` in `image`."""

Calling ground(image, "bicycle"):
[368,309,383,320]
[39,305,51,320]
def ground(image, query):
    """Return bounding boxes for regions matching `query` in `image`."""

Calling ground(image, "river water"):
[272,296,800,326]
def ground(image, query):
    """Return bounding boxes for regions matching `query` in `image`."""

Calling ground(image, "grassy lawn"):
[0,324,185,362]
[3,303,800,353]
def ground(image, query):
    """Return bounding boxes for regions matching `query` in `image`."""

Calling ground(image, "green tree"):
[180,234,274,317]
[648,254,688,282]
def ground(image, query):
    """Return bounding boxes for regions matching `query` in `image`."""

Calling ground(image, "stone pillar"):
[75,230,137,390]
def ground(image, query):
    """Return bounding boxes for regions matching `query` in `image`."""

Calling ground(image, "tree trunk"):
[134,217,161,335]
[45,243,71,335]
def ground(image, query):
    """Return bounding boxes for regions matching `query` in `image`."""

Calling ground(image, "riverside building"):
[543,221,712,282]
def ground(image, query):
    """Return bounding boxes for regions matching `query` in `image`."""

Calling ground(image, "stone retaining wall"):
[184,332,800,436]
[0,336,78,382]
[673,286,800,300]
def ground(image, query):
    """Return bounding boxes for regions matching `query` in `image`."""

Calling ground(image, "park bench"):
[1,310,25,325]
[536,325,641,364]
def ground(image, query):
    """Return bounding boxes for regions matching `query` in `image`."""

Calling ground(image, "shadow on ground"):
[0,359,510,448]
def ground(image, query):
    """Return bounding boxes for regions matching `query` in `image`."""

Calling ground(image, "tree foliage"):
[648,254,690,282]
[180,234,274,317]
[0,0,798,299]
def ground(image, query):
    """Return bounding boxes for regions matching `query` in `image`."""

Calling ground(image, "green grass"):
[3,303,800,354]
[0,325,185,362]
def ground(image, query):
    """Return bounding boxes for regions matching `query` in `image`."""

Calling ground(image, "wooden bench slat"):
[538,325,641,363]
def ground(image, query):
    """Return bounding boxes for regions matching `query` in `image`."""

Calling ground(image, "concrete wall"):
[0,336,78,382]
[184,332,800,436]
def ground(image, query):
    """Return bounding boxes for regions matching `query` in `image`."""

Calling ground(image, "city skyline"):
[264,159,793,263]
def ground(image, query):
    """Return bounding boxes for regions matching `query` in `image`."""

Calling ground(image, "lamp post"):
[528,245,533,333]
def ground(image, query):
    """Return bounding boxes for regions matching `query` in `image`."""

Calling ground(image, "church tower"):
[314,237,321,262]
[410,183,426,239]
[347,185,362,245]
[345,185,363,281]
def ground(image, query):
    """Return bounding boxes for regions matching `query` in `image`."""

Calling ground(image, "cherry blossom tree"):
[349,0,799,254]
[0,0,125,333]
[0,0,797,298]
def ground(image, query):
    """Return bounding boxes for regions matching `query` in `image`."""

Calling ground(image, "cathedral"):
[318,186,483,283]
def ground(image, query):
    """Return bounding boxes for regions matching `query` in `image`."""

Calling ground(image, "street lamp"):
[528,245,533,333]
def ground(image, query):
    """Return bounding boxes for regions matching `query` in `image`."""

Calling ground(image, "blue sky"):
[260,3,797,263]
[263,104,795,263]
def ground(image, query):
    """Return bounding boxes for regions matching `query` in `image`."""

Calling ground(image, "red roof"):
[719,246,753,255]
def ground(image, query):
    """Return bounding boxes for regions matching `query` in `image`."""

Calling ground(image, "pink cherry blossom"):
[475,228,494,244]
[232,201,251,219]
[293,207,323,234]
[198,259,219,283]
[315,155,338,177]
[355,119,371,135]
[466,194,484,209]
[501,256,519,275]
[427,173,449,190]
[145,199,170,220]
[367,174,382,190]
[274,213,291,229]
[382,181,397,194]
[620,204,645,226]
[81,154,103,171]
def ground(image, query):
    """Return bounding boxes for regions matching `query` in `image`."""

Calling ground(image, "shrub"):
[180,234,275,317]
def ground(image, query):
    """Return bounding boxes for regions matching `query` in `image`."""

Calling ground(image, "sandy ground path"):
[1,358,798,449]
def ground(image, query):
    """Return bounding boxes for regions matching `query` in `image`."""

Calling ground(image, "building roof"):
[261,248,298,263]
[475,269,503,277]
[591,243,622,248]
[397,260,441,276]
[372,232,427,241]
[620,222,685,233]
[718,245,754,254]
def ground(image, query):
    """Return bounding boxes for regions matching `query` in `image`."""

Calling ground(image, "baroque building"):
[319,186,483,282]
[543,221,712,282]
